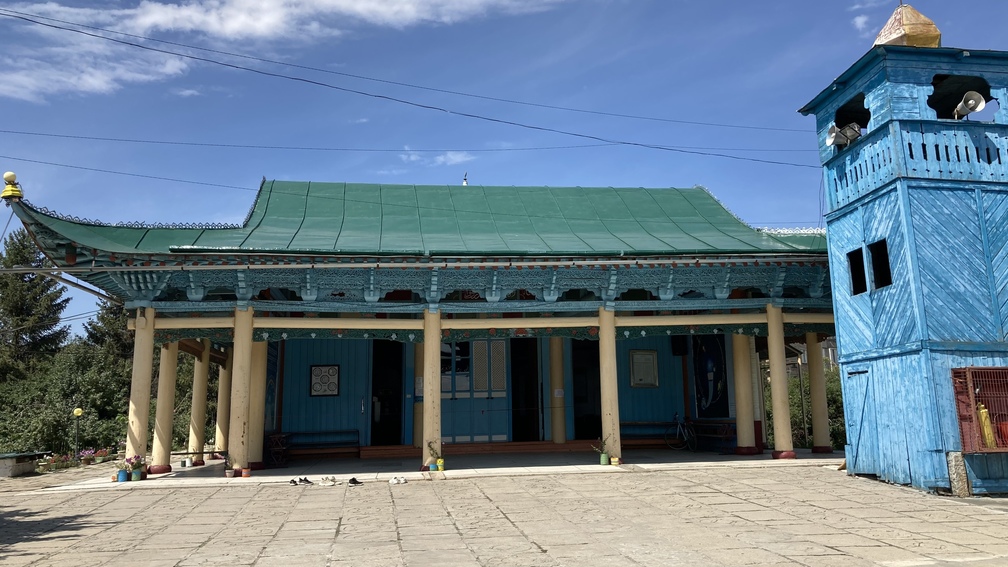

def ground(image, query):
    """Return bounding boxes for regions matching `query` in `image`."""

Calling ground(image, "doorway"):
[510,338,541,442]
[370,340,403,446]
[571,339,602,440]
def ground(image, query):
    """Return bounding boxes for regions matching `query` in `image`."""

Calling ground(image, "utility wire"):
[0,153,824,228]
[0,7,809,134]
[0,11,818,170]
[0,129,817,154]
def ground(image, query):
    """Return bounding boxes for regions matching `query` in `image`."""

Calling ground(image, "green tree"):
[0,228,70,383]
[84,299,132,360]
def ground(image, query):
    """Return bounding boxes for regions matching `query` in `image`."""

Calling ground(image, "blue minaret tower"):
[800,5,1008,494]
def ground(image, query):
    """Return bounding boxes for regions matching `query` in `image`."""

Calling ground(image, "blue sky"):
[1,0,1007,334]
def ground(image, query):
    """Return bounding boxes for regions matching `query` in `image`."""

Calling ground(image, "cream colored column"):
[806,332,831,453]
[549,337,567,443]
[422,309,442,467]
[227,307,254,470]
[150,341,179,474]
[214,347,233,453]
[598,308,622,460]
[766,304,795,458]
[126,307,156,460]
[731,333,758,454]
[188,339,211,466]
[248,340,268,466]
[413,342,424,448]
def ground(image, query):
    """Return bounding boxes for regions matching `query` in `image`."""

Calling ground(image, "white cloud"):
[433,151,475,166]
[351,118,369,124]
[1,0,568,101]
[848,1,889,10]
[174,88,201,97]
[398,147,475,167]
[852,15,870,32]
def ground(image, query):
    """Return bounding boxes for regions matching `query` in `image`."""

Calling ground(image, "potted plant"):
[125,455,145,481]
[224,456,235,478]
[115,460,129,482]
[426,441,444,471]
[592,436,610,466]
[79,449,95,465]
[94,448,109,463]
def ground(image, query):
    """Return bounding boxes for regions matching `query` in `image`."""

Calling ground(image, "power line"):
[0,154,251,191]
[0,152,824,230]
[0,7,809,134]
[0,129,817,154]
[0,10,819,171]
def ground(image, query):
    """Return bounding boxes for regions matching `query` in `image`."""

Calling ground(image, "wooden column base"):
[148,464,172,474]
[771,450,796,459]
[735,446,761,455]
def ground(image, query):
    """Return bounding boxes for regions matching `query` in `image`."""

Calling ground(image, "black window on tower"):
[848,248,867,296]
[868,239,892,290]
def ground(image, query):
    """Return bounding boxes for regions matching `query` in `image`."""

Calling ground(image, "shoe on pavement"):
[348,477,363,486]
[289,479,297,486]
[299,477,313,485]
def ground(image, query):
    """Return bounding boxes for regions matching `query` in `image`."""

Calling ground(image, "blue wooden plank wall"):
[863,190,917,348]
[909,189,995,342]
[827,208,875,355]
[982,191,1008,339]
[281,339,371,436]
[617,336,682,434]
[842,363,878,476]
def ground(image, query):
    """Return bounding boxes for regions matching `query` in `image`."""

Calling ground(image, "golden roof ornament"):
[874,4,941,48]
[1,171,23,202]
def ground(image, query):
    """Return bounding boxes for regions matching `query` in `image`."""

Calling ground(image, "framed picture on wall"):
[310,365,340,396]
[630,350,659,387]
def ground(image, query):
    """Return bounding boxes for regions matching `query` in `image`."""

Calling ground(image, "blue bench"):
[281,430,361,461]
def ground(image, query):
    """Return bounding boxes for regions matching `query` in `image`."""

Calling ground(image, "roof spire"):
[1,171,22,202]
[874,4,941,48]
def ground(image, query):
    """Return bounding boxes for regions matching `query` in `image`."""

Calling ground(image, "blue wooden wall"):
[617,336,684,436]
[281,339,372,437]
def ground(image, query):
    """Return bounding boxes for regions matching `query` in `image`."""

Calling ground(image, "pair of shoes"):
[289,479,297,486]
[348,477,363,487]
[388,476,408,485]
[298,477,313,485]
[319,476,336,486]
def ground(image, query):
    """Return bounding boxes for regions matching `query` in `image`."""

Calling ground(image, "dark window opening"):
[868,239,892,290]
[928,74,992,120]
[835,93,871,131]
[848,248,867,296]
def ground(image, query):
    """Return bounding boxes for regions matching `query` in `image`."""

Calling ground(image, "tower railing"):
[825,120,1008,210]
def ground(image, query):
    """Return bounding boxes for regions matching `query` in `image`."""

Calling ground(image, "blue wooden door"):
[441,340,510,443]
[844,366,879,475]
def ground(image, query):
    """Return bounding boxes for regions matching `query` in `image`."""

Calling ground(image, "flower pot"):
[599,452,609,465]
[610,456,620,466]
[184,457,193,467]
[429,464,438,471]
[131,469,142,481]
[224,469,235,478]
[436,458,445,472]
[117,470,129,483]
[241,468,251,478]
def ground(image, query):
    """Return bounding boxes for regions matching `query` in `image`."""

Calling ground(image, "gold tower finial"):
[1,171,23,202]
[874,4,941,48]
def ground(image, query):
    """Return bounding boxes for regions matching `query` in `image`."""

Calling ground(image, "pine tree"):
[0,228,70,382]
[84,299,133,360]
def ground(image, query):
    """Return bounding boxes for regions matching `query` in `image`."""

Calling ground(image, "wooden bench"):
[692,420,737,453]
[280,430,361,462]
[0,451,50,477]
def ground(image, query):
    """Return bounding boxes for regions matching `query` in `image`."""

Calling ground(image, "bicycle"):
[664,413,697,451]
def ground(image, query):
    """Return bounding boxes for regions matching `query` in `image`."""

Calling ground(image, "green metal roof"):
[15,181,826,257]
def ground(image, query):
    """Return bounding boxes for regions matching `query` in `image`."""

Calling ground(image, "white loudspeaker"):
[955,91,986,119]
[826,124,841,146]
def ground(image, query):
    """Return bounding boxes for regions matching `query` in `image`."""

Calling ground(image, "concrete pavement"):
[1,450,1007,566]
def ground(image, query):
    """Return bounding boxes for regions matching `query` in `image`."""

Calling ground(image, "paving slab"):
[2,450,1007,566]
